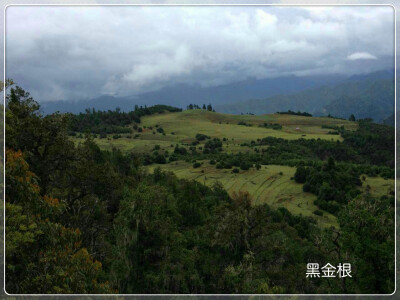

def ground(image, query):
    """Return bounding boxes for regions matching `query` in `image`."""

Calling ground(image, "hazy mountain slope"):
[216,75,394,123]
[215,86,336,115]
[383,113,395,127]
[321,80,394,122]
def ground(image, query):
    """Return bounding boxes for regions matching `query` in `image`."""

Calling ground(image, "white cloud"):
[347,52,378,60]
[5,5,394,102]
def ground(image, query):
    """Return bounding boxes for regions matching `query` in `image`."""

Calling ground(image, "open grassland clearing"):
[362,175,395,198]
[147,161,339,227]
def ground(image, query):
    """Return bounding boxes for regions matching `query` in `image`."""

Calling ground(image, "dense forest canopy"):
[4,85,395,294]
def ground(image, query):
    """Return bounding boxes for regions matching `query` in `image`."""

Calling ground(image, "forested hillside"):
[5,85,395,294]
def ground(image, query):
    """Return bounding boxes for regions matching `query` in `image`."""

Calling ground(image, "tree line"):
[186,103,215,111]
[68,104,182,134]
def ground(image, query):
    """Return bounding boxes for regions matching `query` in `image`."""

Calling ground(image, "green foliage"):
[68,105,181,134]
[277,110,312,117]
[174,145,188,155]
[238,121,252,126]
[294,165,307,183]
[342,119,395,167]
[318,193,395,293]
[239,161,251,170]
[195,133,210,141]
[260,122,282,130]
[336,193,394,293]
[294,158,362,214]
[203,138,223,154]
[153,153,167,164]
[313,209,323,216]
[5,149,114,294]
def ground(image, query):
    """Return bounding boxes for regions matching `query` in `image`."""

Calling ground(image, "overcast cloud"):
[5,5,394,102]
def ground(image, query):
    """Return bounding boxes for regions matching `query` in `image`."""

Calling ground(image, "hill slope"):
[72,110,357,153]
[216,75,394,123]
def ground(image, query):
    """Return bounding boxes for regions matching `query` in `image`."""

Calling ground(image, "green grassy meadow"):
[147,161,339,227]
[73,110,357,153]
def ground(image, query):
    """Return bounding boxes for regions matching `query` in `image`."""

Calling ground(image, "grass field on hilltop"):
[72,110,358,153]
[141,110,356,143]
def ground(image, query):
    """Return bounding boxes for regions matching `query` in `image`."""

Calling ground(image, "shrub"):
[313,210,323,216]
[174,146,187,155]
[204,138,222,153]
[168,154,178,162]
[196,133,210,141]
[294,166,308,183]
[303,183,311,192]
[224,163,232,169]
[154,154,166,164]
[193,162,201,168]
[240,161,251,170]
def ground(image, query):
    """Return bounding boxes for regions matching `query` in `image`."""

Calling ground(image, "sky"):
[5,5,395,102]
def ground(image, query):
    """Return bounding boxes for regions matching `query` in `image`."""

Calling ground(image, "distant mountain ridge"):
[215,70,394,123]
[41,73,347,114]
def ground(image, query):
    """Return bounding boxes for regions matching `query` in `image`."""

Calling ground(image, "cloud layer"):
[347,52,378,60]
[6,5,394,102]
